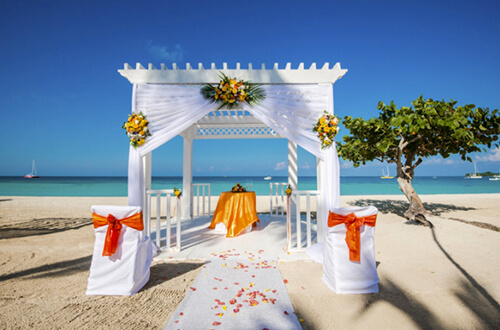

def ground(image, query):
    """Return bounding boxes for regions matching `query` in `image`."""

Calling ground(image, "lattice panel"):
[196,126,277,138]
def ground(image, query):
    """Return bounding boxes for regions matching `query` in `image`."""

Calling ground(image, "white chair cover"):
[322,206,379,294]
[86,205,154,296]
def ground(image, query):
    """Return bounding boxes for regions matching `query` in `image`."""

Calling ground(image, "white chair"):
[86,205,154,296]
[322,206,379,294]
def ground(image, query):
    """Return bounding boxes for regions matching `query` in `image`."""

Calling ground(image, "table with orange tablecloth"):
[208,191,260,237]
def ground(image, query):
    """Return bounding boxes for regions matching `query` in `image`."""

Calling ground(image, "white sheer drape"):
[128,83,341,233]
[242,84,330,158]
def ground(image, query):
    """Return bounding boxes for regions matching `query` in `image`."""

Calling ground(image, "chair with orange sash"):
[86,205,154,295]
[322,206,379,294]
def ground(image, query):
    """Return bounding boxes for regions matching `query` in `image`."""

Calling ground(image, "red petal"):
[190,287,197,291]
[284,279,289,284]
[213,321,221,326]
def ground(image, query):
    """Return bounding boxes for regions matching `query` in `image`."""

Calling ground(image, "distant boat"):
[264,176,272,180]
[489,168,500,181]
[465,161,482,179]
[24,160,40,179]
[381,165,394,179]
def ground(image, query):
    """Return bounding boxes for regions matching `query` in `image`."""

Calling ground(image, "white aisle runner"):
[164,253,301,330]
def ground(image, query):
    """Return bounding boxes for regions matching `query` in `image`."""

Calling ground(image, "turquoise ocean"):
[0,176,499,197]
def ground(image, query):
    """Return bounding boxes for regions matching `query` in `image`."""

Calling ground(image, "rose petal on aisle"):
[163,258,301,330]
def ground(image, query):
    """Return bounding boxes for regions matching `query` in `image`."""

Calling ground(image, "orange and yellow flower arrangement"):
[201,72,265,110]
[313,111,340,149]
[231,183,247,193]
[122,112,152,148]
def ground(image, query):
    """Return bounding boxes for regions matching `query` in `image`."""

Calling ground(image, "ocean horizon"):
[1,175,499,197]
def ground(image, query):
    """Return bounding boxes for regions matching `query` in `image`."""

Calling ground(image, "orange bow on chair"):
[328,211,377,262]
[92,212,144,256]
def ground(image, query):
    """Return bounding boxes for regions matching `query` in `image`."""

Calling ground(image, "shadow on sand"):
[0,255,92,282]
[142,261,205,292]
[0,218,93,240]
[347,199,475,218]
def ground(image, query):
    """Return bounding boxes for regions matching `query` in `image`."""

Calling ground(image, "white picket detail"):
[191,183,211,218]
[270,182,287,216]
[287,190,320,252]
[145,189,181,251]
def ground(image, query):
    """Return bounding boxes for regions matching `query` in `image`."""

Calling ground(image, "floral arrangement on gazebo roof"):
[200,72,265,110]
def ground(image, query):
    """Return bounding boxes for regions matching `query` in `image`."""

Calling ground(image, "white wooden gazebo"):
[119,62,347,243]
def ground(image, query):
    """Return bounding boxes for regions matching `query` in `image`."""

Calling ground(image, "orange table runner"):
[209,191,260,237]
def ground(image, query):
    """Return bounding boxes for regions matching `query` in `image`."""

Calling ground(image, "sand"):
[0,194,499,329]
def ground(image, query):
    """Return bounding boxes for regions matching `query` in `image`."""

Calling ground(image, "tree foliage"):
[337,96,500,224]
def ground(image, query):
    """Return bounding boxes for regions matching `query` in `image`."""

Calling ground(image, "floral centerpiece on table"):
[122,112,152,148]
[313,111,340,149]
[231,183,247,193]
[200,72,265,110]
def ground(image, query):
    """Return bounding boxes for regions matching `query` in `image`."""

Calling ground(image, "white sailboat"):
[489,168,500,181]
[381,165,393,179]
[24,160,40,179]
[465,161,482,179]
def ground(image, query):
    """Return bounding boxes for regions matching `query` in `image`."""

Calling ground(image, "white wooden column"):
[288,141,298,218]
[316,156,325,243]
[143,152,152,208]
[182,131,194,220]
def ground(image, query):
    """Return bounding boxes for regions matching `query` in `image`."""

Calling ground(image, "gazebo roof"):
[118,62,347,84]
[120,62,347,140]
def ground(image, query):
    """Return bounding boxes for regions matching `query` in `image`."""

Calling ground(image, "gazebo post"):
[144,152,152,193]
[182,130,194,220]
[316,157,324,243]
[287,140,298,219]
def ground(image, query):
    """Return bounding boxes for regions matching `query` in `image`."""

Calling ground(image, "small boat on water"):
[489,168,500,181]
[381,165,393,179]
[24,160,39,179]
[465,161,482,179]
[264,176,272,180]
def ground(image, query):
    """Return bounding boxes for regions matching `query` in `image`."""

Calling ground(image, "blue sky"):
[1,0,499,177]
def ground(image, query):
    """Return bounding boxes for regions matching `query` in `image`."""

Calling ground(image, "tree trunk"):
[396,176,433,227]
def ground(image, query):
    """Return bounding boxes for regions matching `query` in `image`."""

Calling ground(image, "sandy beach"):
[1,194,499,329]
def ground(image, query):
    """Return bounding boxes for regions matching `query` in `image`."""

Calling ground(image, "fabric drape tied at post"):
[92,212,144,256]
[328,211,377,262]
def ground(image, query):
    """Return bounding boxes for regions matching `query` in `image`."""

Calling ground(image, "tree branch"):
[411,157,423,171]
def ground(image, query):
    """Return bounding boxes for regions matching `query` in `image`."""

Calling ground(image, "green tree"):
[337,96,500,226]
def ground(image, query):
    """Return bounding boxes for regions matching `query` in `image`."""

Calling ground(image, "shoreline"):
[1,194,499,328]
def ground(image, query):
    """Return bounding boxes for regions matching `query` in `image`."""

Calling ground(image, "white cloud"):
[476,147,500,162]
[341,162,353,169]
[423,158,456,165]
[274,162,287,170]
[148,42,183,62]
[300,162,310,170]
